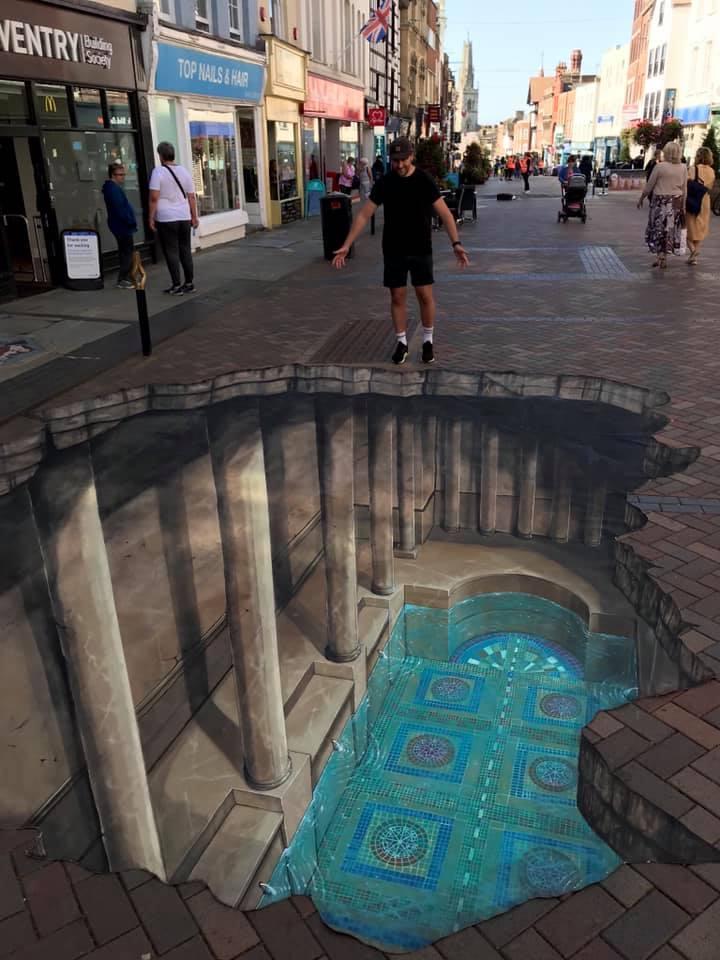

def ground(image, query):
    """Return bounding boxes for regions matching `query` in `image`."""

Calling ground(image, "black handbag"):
[686,166,707,216]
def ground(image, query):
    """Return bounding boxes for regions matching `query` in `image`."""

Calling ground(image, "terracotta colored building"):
[624,0,655,125]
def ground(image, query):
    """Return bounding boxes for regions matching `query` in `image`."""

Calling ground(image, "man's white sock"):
[397,332,408,345]
[423,327,434,344]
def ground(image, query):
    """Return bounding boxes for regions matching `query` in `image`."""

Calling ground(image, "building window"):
[268,121,298,203]
[659,44,666,74]
[704,41,713,88]
[658,1,665,24]
[188,109,239,215]
[159,0,174,19]
[228,0,243,38]
[0,80,30,125]
[268,0,283,40]
[343,0,351,73]
[311,0,323,61]
[195,0,210,31]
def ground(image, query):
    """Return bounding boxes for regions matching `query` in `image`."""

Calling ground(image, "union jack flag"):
[361,0,392,43]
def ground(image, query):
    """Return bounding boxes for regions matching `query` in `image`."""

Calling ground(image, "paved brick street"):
[3,181,720,958]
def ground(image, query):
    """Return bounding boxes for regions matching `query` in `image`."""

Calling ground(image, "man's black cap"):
[389,137,413,160]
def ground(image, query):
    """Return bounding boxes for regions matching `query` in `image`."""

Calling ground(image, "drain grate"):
[311,313,417,363]
[579,246,632,278]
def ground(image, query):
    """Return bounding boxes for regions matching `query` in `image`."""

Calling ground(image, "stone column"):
[31,445,165,877]
[443,420,462,531]
[368,399,395,595]
[584,478,607,547]
[551,447,573,543]
[397,413,417,557]
[518,438,539,539]
[209,402,291,790]
[421,414,437,505]
[316,398,360,662]
[480,425,499,535]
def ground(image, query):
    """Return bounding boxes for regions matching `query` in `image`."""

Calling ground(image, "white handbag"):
[677,227,688,255]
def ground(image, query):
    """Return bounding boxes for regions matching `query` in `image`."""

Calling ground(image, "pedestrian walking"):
[514,157,521,179]
[148,142,198,295]
[557,155,577,185]
[685,146,716,266]
[519,154,531,192]
[637,141,688,269]
[339,157,356,195]
[579,155,593,185]
[505,156,515,181]
[644,147,663,181]
[372,154,385,183]
[357,157,372,202]
[102,160,137,289]
[331,137,469,365]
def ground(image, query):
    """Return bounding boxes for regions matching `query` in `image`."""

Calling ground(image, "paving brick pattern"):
[4,189,720,956]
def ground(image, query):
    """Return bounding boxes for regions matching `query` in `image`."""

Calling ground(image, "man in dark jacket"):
[102,161,137,288]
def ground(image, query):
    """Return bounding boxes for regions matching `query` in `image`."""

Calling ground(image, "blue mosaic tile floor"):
[263,602,636,953]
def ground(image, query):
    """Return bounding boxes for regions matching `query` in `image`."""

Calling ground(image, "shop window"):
[34,84,71,128]
[154,98,179,149]
[268,121,298,202]
[302,117,321,183]
[0,80,30,125]
[339,122,360,165]
[107,91,134,131]
[195,0,210,32]
[238,112,260,203]
[73,88,105,129]
[43,129,140,254]
[188,109,239,215]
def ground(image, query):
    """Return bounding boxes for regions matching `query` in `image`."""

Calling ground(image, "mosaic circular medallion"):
[370,820,429,867]
[539,693,582,720]
[521,848,581,896]
[528,757,577,792]
[406,734,456,768]
[429,676,471,702]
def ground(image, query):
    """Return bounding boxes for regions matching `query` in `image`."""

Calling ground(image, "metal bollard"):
[129,251,152,356]
[370,213,375,236]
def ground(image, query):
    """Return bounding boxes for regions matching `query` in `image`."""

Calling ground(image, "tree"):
[701,125,720,172]
[461,141,491,184]
[619,129,633,163]
[632,121,661,150]
[658,119,683,148]
[414,137,447,183]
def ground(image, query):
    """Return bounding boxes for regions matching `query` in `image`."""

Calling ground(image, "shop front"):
[303,75,364,191]
[263,38,307,227]
[151,32,265,246]
[0,0,151,299]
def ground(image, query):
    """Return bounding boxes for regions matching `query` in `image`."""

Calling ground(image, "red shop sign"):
[304,74,364,122]
[367,106,387,127]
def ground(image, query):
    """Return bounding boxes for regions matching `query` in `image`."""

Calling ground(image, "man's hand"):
[192,216,200,229]
[149,218,156,233]
[333,245,350,269]
[453,244,470,268]
[637,198,644,209]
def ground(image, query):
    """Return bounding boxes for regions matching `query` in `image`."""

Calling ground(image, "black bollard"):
[136,287,151,356]
[370,213,375,236]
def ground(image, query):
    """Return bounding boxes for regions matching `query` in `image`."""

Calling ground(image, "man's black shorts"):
[383,254,434,288]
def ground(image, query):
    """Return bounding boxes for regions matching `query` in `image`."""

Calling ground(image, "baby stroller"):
[558,173,588,223]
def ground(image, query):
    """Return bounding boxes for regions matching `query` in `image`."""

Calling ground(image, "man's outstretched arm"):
[332,201,378,268]
[432,198,470,268]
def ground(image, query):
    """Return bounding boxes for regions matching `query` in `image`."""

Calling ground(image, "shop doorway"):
[237,110,262,226]
[0,136,51,299]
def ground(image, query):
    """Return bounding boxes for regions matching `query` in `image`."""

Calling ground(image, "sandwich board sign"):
[62,228,103,290]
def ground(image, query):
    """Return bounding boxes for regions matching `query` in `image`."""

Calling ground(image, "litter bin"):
[321,192,353,261]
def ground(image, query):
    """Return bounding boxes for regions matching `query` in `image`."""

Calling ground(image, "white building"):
[572,80,599,158]
[642,0,690,134]
[594,43,629,164]
[675,0,720,157]
[299,0,372,188]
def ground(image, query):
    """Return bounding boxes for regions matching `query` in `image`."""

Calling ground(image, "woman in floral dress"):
[637,141,688,269]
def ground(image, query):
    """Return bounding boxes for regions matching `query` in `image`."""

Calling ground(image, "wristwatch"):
[452,241,463,248]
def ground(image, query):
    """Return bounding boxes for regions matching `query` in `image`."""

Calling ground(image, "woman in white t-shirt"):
[148,142,199,295]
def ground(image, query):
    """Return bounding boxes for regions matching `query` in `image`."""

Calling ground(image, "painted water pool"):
[261,593,638,952]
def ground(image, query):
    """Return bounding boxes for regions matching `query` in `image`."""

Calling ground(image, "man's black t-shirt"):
[369,168,441,256]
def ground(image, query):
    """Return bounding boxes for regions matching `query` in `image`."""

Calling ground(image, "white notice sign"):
[63,230,101,280]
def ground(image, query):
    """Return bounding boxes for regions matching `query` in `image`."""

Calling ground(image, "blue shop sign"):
[155,42,264,102]
[674,104,710,125]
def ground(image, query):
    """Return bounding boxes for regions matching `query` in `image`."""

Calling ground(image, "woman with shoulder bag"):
[339,157,356,195]
[685,146,716,265]
[148,142,199,295]
[637,141,688,269]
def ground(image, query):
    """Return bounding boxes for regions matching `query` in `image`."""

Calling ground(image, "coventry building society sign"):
[0,18,113,69]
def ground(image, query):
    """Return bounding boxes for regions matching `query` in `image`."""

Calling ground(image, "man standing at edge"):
[332,138,470,365]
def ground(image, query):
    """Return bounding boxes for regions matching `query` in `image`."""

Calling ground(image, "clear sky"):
[443,2,634,124]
